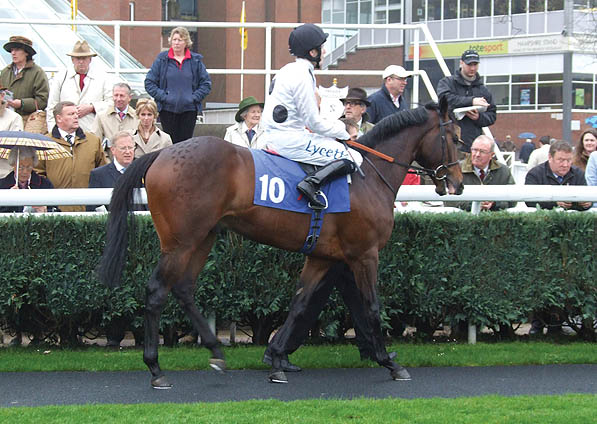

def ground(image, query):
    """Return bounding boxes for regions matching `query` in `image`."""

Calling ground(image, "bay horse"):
[98,98,463,388]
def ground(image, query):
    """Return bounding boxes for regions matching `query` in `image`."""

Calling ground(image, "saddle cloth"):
[250,149,350,213]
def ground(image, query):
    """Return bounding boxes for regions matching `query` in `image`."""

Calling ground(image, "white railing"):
[2,186,597,208]
[0,18,449,113]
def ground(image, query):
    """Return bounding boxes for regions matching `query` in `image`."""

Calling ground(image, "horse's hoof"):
[263,353,302,372]
[391,366,412,381]
[268,370,288,384]
[151,375,173,389]
[209,358,226,373]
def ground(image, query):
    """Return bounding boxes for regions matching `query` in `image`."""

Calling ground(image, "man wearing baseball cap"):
[367,65,413,124]
[437,49,496,153]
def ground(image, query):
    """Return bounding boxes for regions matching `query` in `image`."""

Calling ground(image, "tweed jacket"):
[0,60,49,121]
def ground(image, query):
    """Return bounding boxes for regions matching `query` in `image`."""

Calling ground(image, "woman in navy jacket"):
[144,27,212,144]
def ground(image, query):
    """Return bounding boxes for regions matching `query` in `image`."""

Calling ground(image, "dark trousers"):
[268,262,373,359]
[159,110,198,143]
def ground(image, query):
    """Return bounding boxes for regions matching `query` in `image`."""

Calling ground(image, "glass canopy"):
[0,0,145,91]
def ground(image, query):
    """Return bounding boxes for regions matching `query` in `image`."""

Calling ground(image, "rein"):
[347,117,460,194]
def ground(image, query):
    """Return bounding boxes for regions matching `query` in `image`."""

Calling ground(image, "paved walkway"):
[2,364,596,407]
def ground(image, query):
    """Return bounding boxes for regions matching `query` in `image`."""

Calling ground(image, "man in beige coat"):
[38,101,108,211]
[46,40,112,133]
[91,82,138,154]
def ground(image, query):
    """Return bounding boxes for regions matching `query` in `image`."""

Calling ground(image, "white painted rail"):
[2,186,597,207]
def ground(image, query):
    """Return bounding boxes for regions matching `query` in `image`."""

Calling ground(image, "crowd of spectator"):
[2,26,596,343]
[2,31,594,217]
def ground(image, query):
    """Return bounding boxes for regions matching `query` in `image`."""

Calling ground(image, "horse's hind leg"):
[143,258,174,389]
[144,233,222,389]
[171,282,225,371]
[170,232,224,368]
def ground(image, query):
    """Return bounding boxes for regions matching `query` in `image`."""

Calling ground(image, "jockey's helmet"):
[288,24,328,69]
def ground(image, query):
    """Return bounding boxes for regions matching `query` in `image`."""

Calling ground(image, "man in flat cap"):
[437,49,496,154]
[367,65,413,124]
[46,40,113,133]
[0,35,49,126]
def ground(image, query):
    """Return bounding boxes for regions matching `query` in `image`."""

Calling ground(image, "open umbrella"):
[0,130,71,184]
[518,132,537,139]
[585,116,597,128]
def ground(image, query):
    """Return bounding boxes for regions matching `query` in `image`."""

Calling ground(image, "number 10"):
[259,174,285,203]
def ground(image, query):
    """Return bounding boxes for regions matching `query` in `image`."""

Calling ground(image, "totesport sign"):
[408,36,571,60]
[409,41,507,60]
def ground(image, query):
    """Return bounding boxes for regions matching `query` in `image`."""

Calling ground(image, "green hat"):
[235,96,264,122]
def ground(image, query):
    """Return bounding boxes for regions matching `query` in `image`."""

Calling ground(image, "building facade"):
[46,0,597,142]
[320,0,597,145]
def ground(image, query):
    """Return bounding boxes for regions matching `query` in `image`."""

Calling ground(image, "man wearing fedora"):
[340,87,374,137]
[0,35,49,125]
[437,49,496,153]
[46,40,112,133]
[224,96,265,149]
[367,65,413,124]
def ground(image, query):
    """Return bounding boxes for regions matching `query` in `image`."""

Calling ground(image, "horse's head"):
[415,97,464,196]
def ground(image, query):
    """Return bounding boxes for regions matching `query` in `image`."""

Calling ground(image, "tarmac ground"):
[1,364,595,407]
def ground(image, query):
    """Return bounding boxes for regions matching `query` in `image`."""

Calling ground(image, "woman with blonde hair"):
[130,98,172,158]
[572,128,597,171]
[144,26,211,143]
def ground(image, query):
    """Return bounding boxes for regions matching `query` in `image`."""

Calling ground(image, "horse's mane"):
[359,102,439,148]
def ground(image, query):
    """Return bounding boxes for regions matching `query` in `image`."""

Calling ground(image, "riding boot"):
[297,159,357,208]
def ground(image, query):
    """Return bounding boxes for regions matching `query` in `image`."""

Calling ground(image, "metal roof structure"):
[0,0,145,90]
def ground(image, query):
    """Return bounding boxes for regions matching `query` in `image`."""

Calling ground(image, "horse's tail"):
[97,150,161,288]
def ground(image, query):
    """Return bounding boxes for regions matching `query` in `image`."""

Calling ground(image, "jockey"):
[261,23,363,208]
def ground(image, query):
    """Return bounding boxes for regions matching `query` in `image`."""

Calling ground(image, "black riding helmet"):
[288,23,328,69]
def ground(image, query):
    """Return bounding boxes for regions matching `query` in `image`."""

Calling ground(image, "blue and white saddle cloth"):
[250,149,350,214]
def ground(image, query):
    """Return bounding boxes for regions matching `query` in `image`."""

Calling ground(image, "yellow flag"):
[239,2,248,50]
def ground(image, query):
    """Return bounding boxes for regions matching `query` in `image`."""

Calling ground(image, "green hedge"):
[0,212,595,345]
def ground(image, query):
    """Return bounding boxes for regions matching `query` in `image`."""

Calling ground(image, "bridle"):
[347,114,460,194]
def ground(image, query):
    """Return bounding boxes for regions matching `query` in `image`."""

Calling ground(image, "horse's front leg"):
[350,251,411,381]
[267,257,333,383]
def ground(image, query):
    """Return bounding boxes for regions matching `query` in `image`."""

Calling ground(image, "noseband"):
[347,115,459,193]
[403,118,460,181]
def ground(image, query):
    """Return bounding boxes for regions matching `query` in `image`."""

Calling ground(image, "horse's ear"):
[439,95,449,118]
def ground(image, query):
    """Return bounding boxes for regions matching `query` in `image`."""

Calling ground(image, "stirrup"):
[308,190,328,210]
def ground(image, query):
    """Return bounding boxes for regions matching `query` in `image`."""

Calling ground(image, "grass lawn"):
[0,341,595,372]
[1,395,596,423]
